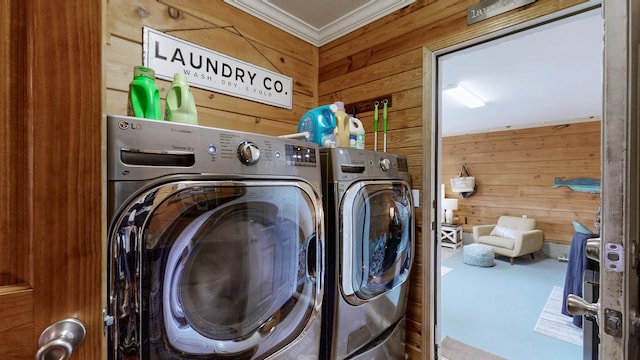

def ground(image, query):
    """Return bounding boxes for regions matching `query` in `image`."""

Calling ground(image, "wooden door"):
[0,1,103,358]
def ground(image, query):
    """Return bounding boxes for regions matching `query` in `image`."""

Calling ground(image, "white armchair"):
[472,216,543,265]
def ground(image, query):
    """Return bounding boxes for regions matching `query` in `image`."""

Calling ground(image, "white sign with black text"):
[143,26,293,109]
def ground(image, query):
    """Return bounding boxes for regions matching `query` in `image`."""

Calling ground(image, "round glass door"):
[109,180,322,359]
[340,181,413,305]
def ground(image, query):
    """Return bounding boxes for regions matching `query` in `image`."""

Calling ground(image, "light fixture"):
[443,83,485,108]
[442,198,458,224]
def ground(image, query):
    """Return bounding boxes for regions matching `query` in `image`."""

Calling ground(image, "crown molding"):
[224,0,416,46]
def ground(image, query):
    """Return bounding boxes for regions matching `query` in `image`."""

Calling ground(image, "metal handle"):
[567,294,600,324]
[586,237,601,262]
[36,318,86,360]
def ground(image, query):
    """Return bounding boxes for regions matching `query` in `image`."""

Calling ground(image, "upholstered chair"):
[472,216,544,265]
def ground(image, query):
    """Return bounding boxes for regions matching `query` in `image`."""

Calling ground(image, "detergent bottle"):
[349,116,365,149]
[127,66,161,120]
[165,73,198,124]
[297,105,337,147]
[332,101,350,147]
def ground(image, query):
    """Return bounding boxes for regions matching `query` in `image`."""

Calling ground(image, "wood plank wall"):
[317,0,589,358]
[106,0,317,135]
[443,121,602,244]
[107,0,591,359]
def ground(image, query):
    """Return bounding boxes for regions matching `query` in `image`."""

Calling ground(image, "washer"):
[320,147,414,360]
[105,115,324,359]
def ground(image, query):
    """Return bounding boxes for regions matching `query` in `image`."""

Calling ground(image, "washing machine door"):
[107,180,323,359]
[341,180,413,305]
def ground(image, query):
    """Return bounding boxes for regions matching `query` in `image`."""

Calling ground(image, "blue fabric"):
[572,220,593,235]
[561,232,596,328]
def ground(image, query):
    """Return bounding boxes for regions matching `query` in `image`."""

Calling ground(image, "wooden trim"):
[421,46,435,360]
[0,289,33,358]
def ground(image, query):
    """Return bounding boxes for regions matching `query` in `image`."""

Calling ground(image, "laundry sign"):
[467,0,537,25]
[143,26,293,109]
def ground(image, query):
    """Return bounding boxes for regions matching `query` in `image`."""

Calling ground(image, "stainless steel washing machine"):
[320,147,414,360]
[105,115,324,359]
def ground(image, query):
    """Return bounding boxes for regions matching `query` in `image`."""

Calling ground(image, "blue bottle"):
[297,105,338,147]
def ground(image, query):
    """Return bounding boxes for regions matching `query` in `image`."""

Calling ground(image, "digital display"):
[285,144,317,166]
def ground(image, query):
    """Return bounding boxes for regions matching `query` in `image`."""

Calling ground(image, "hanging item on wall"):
[553,177,601,194]
[451,165,477,198]
[142,27,293,109]
[460,185,477,198]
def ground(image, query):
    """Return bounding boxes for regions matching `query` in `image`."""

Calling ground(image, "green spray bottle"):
[165,73,198,124]
[127,66,161,120]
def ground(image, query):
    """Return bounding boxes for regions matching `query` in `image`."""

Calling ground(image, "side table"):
[441,224,463,249]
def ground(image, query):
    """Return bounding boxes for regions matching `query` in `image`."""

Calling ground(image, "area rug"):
[534,286,583,346]
[441,336,506,360]
[441,266,453,276]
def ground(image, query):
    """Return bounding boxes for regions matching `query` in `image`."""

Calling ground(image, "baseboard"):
[541,242,571,260]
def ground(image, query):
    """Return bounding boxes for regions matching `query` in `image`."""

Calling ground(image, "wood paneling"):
[106,0,318,136]
[318,0,589,358]
[443,121,601,244]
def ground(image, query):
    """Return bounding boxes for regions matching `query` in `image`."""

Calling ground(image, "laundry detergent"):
[332,101,350,148]
[349,116,365,149]
[127,66,161,120]
[165,72,198,124]
[297,104,337,147]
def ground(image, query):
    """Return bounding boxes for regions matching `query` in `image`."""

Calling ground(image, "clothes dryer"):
[320,148,414,360]
[105,115,324,360]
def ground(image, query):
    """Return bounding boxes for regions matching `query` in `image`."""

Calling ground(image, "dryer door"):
[341,180,414,305]
[107,180,323,359]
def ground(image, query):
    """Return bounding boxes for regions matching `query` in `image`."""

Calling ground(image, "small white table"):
[441,224,463,249]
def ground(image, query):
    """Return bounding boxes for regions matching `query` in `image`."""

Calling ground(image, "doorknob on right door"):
[567,294,600,324]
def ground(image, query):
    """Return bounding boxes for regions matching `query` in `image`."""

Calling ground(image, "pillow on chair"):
[490,225,520,239]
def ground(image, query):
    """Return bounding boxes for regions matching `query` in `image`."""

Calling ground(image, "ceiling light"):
[443,83,485,108]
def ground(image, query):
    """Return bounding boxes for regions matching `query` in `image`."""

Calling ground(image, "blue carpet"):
[441,249,582,360]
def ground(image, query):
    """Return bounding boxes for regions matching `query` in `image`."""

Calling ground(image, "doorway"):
[434,6,603,359]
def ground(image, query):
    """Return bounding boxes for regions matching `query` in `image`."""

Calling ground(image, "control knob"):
[237,141,260,165]
[379,158,391,171]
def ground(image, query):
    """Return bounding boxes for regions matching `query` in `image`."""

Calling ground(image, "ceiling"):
[440,8,603,136]
[224,0,416,46]
[225,2,604,137]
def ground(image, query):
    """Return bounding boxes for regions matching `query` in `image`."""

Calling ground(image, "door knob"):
[35,318,86,360]
[567,294,600,324]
